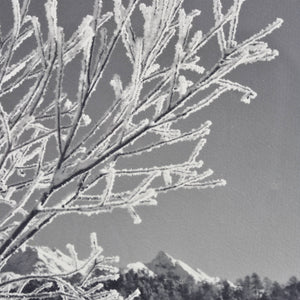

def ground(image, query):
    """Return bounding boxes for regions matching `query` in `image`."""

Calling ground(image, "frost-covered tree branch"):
[0,233,139,299]
[0,0,282,298]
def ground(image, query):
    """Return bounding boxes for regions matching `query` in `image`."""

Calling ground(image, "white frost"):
[125,262,155,277]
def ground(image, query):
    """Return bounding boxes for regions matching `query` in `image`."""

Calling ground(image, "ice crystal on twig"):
[0,0,282,298]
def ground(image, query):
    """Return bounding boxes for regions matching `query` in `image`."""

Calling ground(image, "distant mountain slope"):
[2,246,77,275]
[0,247,227,286]
[2,246,234,298]
[125,262,156,278]
[145,250,221,285]
[3,247,298,300]
[113,251,237,299]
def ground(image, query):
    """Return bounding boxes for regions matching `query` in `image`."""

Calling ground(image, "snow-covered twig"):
[0,0,282,298]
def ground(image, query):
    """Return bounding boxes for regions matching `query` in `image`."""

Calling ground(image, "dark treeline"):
[106,271,300,300]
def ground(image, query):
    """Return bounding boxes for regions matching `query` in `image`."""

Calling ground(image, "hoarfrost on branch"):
[0,0,282,298]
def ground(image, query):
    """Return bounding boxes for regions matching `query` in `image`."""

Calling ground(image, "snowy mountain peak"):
[2,246,235,289]
[147,251,221,285]
[125,262,155,277]
[2,246,77,275]
[153,250,177,265]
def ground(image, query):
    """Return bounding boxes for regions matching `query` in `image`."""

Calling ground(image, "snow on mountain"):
[2,246,236,289]
[125,262,155,277]
[2,246,77,275]
[146,251,221,285]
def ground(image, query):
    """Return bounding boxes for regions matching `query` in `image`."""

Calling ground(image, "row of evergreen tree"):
[106,271,300,299]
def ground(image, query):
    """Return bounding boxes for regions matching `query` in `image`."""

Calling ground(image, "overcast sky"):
[1,0,300,283]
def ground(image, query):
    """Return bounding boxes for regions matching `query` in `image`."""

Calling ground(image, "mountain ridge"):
[2,245,77,275]
[2,246,300,299]
[144,250,223,285]
[2,246,232,287]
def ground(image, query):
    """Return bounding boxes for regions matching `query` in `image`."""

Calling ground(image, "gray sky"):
[1,0,300,283]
